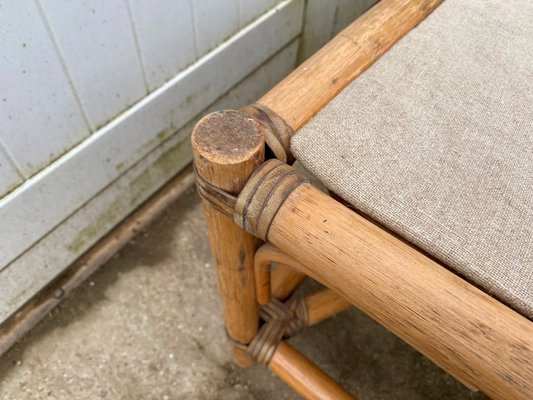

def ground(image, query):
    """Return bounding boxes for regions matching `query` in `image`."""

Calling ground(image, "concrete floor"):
[0,187,486,399]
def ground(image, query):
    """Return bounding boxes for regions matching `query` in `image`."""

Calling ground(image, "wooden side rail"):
[234,160,533,400]
[269,341,356,400]
[305,288,352,327]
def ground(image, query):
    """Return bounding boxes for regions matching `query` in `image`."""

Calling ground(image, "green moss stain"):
[115,162,125,173]
[127,136,192,208]
[7,286,32,308]
[142,127,175,155]
[66,137,192,254]
[0,178,24,201]
[180,83,209,111]
[66,198,124,254]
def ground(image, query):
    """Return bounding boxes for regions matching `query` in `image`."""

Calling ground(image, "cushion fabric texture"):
[291,0,533,318]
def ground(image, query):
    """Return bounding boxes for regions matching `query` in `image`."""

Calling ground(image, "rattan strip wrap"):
[248,295,308,365]
[234,159,308,241]
[194,165,237,218]
[241,104,294,164]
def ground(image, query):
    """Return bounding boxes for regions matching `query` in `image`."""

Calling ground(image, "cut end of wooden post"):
[192,110,265,194]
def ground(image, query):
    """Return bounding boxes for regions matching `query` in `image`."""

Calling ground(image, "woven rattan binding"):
[248,295,308,365]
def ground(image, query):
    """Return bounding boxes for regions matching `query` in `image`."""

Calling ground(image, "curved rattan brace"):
[194,165,237,218]
[248,295,309,365]
[241,104,294,164]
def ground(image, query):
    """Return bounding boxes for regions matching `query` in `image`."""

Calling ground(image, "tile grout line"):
[189,0,200,60]
[34,0,95,133]
[0,140,25,181]
[124,0,150,93]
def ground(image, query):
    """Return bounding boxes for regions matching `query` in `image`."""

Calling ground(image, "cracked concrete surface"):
[0,187,485,399]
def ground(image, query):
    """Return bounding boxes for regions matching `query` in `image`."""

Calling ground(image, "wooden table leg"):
[192,110,265,365]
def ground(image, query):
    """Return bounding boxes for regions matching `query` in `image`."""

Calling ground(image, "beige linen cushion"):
[291,0,533,318]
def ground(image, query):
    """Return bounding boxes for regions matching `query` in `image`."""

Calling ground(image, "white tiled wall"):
[0,0,299,265]
[0,0,90,178]
[0,0,284,191]
[0,147,22,194]
[40,0,148,129]
[0,0,375,328]
[127,0,196,91]
[0,39,301,327]
[192,0,239,56]
[0,0,378,196]
[239,0,277,27]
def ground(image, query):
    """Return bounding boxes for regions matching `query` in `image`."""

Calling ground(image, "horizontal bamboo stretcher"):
[192,0,533,399]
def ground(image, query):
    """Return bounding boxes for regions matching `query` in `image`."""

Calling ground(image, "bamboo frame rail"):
[259,0,444,131]
[234,159,533,400]
[305,288,352,327]
[270,265,306,302]
[269,341,356,400]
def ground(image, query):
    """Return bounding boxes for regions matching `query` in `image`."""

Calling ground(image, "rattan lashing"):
[248,295,308,365]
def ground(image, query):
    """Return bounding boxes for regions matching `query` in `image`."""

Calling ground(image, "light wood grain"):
[192,110,264,349]
[269,341,356,400]
[258,0,443,130]
[305,288,351,327]
[271,266,306,302]
[233,344,255,368]
[264,181,533,400]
